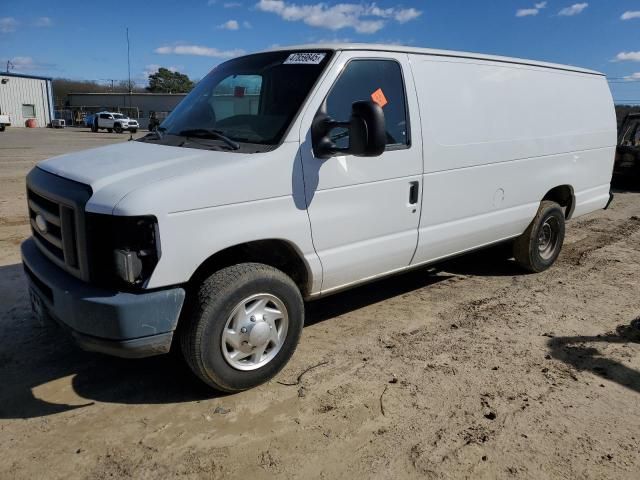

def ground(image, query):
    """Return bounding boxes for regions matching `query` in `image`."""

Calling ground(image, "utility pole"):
[126,27,132,115]
[6,60,14,73]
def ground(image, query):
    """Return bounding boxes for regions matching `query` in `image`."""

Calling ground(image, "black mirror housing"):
[312,100,386,159]
[349,101,386,157]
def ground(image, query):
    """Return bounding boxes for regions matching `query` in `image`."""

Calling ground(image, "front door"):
[299,51,423,293]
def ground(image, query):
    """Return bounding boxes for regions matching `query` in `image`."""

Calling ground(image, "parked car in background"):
[91,111,139,133]
[0,111,11,131]
[614,113,640,183]
[21,44,616,393]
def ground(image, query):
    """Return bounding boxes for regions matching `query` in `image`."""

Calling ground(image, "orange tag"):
[371,88,388,108]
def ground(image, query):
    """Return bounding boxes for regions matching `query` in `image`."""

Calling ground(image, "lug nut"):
[250,316,256,322]
[240,327,247,333]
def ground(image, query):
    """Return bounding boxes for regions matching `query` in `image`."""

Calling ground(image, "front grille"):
[26,167,92,281]
[28,188,79,269]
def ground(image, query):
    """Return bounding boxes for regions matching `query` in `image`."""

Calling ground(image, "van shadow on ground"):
[0,243,600,420]
[547,318,640,394]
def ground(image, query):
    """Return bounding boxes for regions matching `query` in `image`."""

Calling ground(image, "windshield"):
[113,114,125,119]
[160,50,332,145]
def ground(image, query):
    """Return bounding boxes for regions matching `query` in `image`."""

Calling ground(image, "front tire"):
[131,128,137,134]
[114,124,123,134]
[513,200,565,272]
[181,263,304,392]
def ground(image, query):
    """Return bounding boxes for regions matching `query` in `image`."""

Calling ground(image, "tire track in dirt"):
[561,216,640,266]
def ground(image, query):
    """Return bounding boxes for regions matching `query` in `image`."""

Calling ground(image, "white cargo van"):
[22,44,616,391]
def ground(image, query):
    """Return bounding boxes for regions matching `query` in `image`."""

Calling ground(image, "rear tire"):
[107,128,113,133]
[0,124,5,132]
[513,200,565,272]
[180,263,304,392]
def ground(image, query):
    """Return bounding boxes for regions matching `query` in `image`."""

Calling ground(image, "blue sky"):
[1,0,640,102]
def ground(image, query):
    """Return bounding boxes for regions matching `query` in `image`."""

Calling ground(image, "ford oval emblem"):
[35,214,47,234]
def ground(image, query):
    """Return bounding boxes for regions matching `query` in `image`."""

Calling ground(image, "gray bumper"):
[21,238,185,358]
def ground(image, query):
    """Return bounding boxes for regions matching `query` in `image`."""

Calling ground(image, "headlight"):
[87,214,161,288]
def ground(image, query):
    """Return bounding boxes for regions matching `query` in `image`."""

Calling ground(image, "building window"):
[22,104,36,118]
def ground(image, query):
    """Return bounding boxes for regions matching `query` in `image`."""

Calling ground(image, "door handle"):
[409,181,419,205]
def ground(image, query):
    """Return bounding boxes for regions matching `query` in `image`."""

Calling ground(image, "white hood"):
[37,140,301,216]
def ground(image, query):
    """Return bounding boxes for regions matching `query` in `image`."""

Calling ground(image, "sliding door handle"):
[409,181,419,205]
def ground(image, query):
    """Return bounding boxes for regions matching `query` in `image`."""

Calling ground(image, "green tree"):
[147,68,194,93]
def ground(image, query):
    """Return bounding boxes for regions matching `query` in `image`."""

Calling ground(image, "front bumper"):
[21,238,185,358]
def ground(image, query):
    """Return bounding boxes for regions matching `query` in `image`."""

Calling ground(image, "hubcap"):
[537,216,560,260]
[221,293,288,371]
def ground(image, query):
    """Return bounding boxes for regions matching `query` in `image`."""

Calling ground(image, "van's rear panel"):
[409,53,616,264]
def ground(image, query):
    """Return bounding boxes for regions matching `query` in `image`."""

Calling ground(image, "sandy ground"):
[1,128,639,479]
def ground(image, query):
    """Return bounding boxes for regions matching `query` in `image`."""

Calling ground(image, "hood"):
[37,140,301,216]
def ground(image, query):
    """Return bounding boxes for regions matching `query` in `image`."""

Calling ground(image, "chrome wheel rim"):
[221,293,288,371]
[538,216,560,260]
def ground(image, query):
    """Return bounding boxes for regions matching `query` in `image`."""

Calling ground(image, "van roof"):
[264,43,603,76]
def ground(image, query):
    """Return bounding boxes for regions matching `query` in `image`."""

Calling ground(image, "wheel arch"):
[542,185,575,219]
[187,239,312,298]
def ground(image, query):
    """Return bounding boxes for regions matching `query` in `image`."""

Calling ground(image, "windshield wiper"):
[177,128,240,150]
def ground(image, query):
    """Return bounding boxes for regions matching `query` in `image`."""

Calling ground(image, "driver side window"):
[325,59,409,150]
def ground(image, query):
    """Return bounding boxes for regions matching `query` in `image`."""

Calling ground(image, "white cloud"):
[0,17,18,33]
[623,72,640,81]
[34,16,53,27]
[558,3,588,16]
[393,8,421,23]
[2,56,50,72]
[143,64,183,78]
[256,0,422,34]
[615,51,640,62]
[243,20,252,28]
[516,1,547,17]
[621,11,640,21]
[218,19,240,30]
[516,8,540,17]
[155,44,245,58]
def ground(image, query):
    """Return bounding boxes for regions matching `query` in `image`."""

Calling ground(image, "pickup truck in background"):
[90,111,139,133]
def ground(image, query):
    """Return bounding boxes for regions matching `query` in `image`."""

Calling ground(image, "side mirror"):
[312,100,386,159]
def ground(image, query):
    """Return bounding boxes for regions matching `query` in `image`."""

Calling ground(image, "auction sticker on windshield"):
[284,53,326,65]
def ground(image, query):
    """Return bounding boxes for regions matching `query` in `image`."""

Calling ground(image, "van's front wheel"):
[181,263,304,392]
[513,200,565,272]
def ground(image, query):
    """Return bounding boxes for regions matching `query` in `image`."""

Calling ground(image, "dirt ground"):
[1,128,639,479]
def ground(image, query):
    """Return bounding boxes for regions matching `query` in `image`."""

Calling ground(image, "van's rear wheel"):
[181,263,304,392]
[513,200,565,272]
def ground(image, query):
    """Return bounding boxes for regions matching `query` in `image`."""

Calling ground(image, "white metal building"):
[0,72,54,128]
